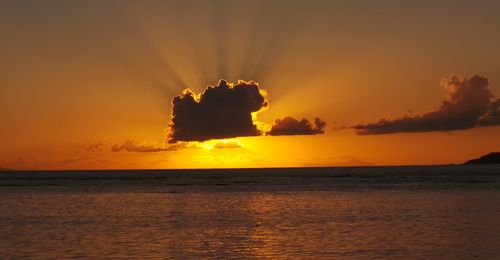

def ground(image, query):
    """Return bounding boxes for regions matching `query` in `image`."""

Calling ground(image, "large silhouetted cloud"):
[268,116,326,136]
[353,75,500,135]
[168,80,268,142]
[168,80,327,142]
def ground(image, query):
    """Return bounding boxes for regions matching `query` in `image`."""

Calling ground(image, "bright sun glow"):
[198,139,244,150]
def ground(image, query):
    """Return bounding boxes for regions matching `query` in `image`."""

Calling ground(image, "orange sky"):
[1,0,499,170]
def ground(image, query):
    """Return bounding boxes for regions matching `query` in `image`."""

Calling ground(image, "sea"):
[1,165,500,259]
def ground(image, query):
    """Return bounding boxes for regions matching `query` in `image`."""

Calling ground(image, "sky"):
[1,0,499,170]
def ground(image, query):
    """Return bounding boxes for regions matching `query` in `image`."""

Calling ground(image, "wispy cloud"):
[85,142,104,152]
[111,140,196,153]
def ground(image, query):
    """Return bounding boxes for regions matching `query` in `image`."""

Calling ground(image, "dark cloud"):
[111,140,194,153]
[353,75,500,135]
[168,80,268,142]
[167,80,327,142]
[268,116,326,136]
[479,99,500,126]
[85,142,104,152]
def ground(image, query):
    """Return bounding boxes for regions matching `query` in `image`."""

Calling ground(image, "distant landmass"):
[465,152,500,165]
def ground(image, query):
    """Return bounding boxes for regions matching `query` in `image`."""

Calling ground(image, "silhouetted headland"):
[465,152,500,165]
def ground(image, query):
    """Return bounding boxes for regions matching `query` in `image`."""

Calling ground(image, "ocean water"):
[1,165,500,259]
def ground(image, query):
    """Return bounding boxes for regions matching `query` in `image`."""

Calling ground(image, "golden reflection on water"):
[1,190,500,258]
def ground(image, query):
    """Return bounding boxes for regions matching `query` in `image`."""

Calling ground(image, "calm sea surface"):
[1,165,500,259]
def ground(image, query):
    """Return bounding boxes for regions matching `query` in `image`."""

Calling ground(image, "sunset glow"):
[1,1,499,170]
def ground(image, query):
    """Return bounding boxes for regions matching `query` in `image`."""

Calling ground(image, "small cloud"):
[111,140,165,152]
[111,140,198,153]
[353,75,500,135]
[85,142,104,152]
[267,116,326,136]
